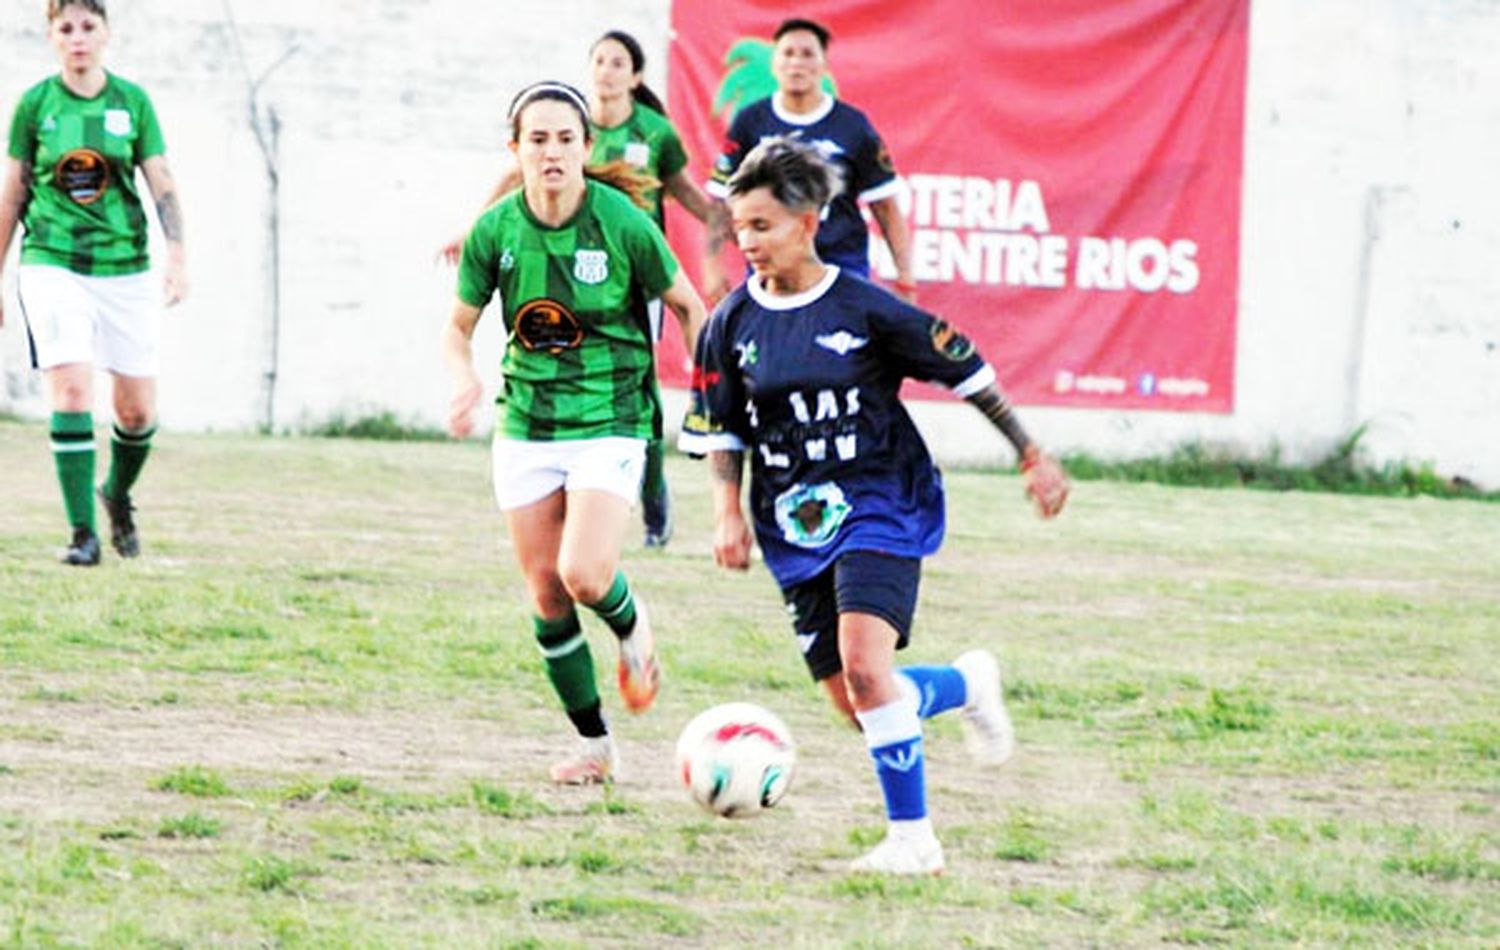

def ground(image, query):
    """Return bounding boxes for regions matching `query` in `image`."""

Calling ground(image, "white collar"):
[747,265,840,310]
[772,91,835,126]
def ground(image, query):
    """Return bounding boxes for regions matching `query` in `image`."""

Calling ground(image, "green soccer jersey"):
[7,72,165,276]
[457,179,681,442]
[589,104,688,228]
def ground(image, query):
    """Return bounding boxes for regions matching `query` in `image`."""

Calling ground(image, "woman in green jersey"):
[442,31,715,550]
[0,0,188,566]
[440,81,708,786]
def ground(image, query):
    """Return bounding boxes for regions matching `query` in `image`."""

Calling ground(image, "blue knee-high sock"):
[897,666,967,719]
[856,697,927,822]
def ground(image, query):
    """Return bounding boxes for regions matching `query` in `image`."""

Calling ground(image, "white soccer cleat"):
[953,649,1016,767]
[617,597,660,714]
[548,735,619,785]
[850,834,946,876]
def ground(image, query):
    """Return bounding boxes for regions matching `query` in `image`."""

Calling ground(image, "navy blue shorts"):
[781,549,921,682]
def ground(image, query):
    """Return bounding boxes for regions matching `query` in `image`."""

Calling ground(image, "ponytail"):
[585,160,659,212]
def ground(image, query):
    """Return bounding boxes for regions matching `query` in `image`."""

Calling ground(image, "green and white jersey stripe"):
[457,180,680,442]
[7,72,165,276]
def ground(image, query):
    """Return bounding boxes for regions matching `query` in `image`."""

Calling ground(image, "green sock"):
[585,571,637,640]
[103,420,155,500]
[642,437,666,502]
[50,411,95,532]
[534,611,600,714]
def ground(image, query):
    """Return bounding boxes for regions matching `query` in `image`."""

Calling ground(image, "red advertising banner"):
[664,0,1248,411]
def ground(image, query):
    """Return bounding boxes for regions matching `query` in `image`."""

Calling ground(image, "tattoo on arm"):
[969,384,1034,457]
[709,449,743,485]
[155,191,184,243]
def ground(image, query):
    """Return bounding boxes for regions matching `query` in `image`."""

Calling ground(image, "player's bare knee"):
[840,663,887,707]
[557,560,610,605]
[114,408,154,433]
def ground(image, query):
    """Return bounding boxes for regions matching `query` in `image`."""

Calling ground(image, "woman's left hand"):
[163,255,189,307]
[1021,447,1070,519]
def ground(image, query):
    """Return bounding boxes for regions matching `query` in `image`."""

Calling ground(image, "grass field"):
[1,419,1497,948]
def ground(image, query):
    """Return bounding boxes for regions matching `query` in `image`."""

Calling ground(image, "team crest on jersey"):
[624,141,651,167]
[40,115,57,133]
[734,340,759,367]
[573,249,609,285]
[514,297,584,353]
[499,248,515,272]
[814,331,868,356]
[930,319,976,361]
[104,109,132,137]
[773,481,851,549]
[54,148,110,205]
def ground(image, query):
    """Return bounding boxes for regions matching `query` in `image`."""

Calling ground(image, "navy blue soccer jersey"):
[680,267,995,588]
[708,95,899,276]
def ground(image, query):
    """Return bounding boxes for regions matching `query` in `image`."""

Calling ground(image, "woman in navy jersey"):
[682,137,1069,875]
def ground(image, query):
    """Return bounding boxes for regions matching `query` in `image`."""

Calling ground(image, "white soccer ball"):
[675,702,796,818]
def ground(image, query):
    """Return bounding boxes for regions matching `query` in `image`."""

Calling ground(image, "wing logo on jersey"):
[104,109,133,137]
[930,320,976,361]
[514,298,585,354]
[573,249,609,285]
[814,331,868,357]
[54,148,111,205]
[773,481,851,549]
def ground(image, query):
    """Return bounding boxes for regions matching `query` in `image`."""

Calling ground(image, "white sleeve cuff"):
[950,364,996,399]
[858,178,902,204]
[678,430,745,454]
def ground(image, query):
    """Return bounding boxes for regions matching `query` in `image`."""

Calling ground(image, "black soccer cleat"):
[642,486,673,548]
[62,526,102,567]
[97,487,140,558]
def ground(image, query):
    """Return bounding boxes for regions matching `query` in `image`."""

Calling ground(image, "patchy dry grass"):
[1,420,1497,947]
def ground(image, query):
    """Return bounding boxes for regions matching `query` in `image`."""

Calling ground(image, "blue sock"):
[856,697,927,822]
[897,666,967,719]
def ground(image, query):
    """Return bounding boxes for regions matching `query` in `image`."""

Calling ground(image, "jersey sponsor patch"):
[773,481,851,548]
[54,148,111,205]
[104,109,132,137]
[514,298,584,353]
[930,319,976,361]
[573,248,609,285]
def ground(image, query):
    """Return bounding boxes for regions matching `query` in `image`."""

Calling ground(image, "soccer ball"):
[675,702,796,818]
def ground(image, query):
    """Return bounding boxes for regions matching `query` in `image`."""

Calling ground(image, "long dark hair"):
[506,81,657,212]
[595,30,667,116]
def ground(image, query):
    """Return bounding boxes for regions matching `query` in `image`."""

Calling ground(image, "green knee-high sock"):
[641,438,666,502]
[534,612,605,737]
[103,420,155,500]
[50,411,96,532]
[584,571,637,640]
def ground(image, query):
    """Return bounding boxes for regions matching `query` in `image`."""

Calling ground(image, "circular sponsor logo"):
[55,148,111,205]
[514,298,584,353]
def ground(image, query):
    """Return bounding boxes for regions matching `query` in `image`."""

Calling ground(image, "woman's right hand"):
[436,233,466,266]
[447,375,482,438]
[713,508,754,570]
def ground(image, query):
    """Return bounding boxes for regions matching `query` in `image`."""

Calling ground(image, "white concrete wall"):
[3,1,1497,484]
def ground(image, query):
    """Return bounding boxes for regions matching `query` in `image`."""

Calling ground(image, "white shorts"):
[491,436,646,511]
[17,264,162,376]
